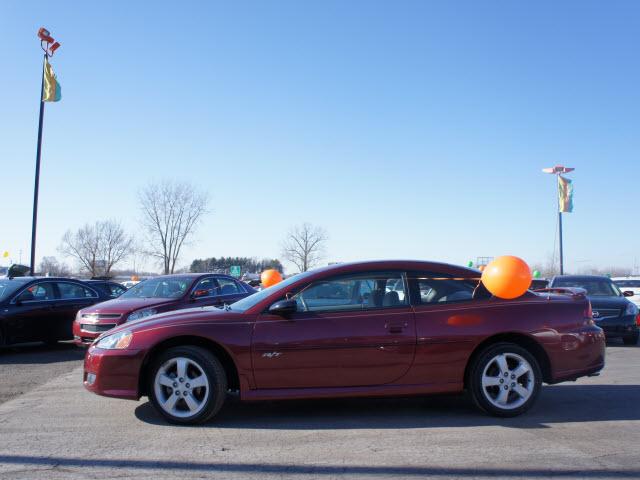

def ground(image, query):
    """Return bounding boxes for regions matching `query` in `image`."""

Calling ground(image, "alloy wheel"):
[480,352,534,410]
[153,356,210,418]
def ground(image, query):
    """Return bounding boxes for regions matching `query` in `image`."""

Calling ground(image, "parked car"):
[84,280,127,299]
[0,276,118,347]
[84,260,604,425]
[612,277,640,308]
[121,280,141,289]
[549,275,639,345]
[74,274,255,346]
[530,278,549,290]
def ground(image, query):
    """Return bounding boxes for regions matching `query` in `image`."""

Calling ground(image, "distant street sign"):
[230,266,241,278]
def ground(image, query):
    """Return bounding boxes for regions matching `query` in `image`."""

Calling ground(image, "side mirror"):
[268,299,297,316]
[623,290,634,297]
[192,289,210,299]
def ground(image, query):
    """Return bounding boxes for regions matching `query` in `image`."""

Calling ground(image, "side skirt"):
[240,382,464,402]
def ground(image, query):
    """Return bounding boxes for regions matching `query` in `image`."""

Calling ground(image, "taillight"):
[636,313,640,326]
[584,301,593,319]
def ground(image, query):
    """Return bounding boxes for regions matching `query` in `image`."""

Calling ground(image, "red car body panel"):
[83,261,605,404]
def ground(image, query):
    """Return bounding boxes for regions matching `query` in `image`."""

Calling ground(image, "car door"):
[7,281,58,343]
[51,281,100,340]
[190,276,226,307]
[251,271,416,389]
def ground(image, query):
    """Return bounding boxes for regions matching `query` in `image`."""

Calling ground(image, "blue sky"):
[1,1,639,273]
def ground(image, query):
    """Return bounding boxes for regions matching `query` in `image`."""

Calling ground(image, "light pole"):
[542,165,574,275]
[30,28,61,274]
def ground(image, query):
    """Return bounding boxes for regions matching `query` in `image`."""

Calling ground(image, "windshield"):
[230,271,314,312]
[614,280,640,288]
[0,279,27,301]
[552,278,620,297]
[120,276,192,299]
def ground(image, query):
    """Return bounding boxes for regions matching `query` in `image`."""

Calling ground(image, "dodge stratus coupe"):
[84,261,605,424]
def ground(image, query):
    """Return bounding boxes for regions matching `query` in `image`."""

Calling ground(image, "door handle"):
[388,323,405,334]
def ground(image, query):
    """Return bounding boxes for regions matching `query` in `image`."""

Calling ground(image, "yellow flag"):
[42,57,61,102]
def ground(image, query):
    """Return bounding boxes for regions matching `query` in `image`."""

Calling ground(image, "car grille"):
[592,308,621,320]
[80,323,117,333]
[81,313,122,320]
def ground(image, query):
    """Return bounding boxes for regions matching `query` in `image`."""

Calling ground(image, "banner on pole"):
[42,57,61,102]
[558,175,573,213]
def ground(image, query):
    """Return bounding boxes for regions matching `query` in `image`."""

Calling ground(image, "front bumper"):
[83,345,145,400]
[594,314,639,338]
[73,319,122,346]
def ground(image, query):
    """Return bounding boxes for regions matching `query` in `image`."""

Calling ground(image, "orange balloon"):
[261,269,283,288]
[478,265,486,272]
[481,255,532,299]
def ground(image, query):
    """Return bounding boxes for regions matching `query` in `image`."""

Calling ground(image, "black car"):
[550,275,639,345]
[530,278,549,290]
[0,276,117,347]
[84,280,127,299]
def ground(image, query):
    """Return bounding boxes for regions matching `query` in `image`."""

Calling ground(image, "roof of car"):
[304,260,479,276]
[0,276,86,282]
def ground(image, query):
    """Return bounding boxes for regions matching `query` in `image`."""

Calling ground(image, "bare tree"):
[59,220,133,277]
[281,223,328,272]
[139,180,209,274]
[39,256,71,277]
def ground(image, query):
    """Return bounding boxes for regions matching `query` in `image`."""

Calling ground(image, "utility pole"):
[542,165,575,275]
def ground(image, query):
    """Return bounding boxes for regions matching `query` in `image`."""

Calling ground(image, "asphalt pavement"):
[0,341,638,479]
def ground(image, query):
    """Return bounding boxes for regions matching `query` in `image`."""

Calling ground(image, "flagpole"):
[558,190,564,275]
[29,53,47,274]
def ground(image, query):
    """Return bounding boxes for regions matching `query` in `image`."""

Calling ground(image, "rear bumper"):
[83,346,145,400]
[549,325,606,383]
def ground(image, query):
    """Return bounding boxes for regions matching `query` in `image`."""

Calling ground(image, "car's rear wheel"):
[623,333,639,346]
[148,346,227,425]
[469,342,542,417]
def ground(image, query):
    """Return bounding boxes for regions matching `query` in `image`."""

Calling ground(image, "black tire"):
[468,342,542,417]
[148,346,227,425]
[623,333,639,346]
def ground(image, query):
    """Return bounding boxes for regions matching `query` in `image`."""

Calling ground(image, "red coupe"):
[83,261,605,424]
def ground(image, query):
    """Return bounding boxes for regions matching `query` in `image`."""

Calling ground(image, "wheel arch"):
[463,332,552,387]
[139,335,240,396]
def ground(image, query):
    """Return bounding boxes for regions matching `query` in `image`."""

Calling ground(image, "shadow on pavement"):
[0,342,84,365]
[0,454,637,477]
[134,383,640,430]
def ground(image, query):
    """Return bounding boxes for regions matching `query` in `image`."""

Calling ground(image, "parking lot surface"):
[0,342,638,480]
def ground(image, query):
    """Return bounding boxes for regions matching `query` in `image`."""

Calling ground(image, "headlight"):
[96,330,133,349]
[625,302,638,316]
[127,308,157,322]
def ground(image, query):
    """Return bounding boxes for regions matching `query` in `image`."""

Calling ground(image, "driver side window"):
[17,283,57,302]
[294,273,407,312]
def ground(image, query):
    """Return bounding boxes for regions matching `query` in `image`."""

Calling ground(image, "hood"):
[102,305,244,337]
[80,297,177,314]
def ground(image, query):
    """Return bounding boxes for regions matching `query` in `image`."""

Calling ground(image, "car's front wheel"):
[469,342,542,417]
[148,346,227,425]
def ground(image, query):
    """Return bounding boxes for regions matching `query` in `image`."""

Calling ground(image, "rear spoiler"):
[533,287,587,299]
